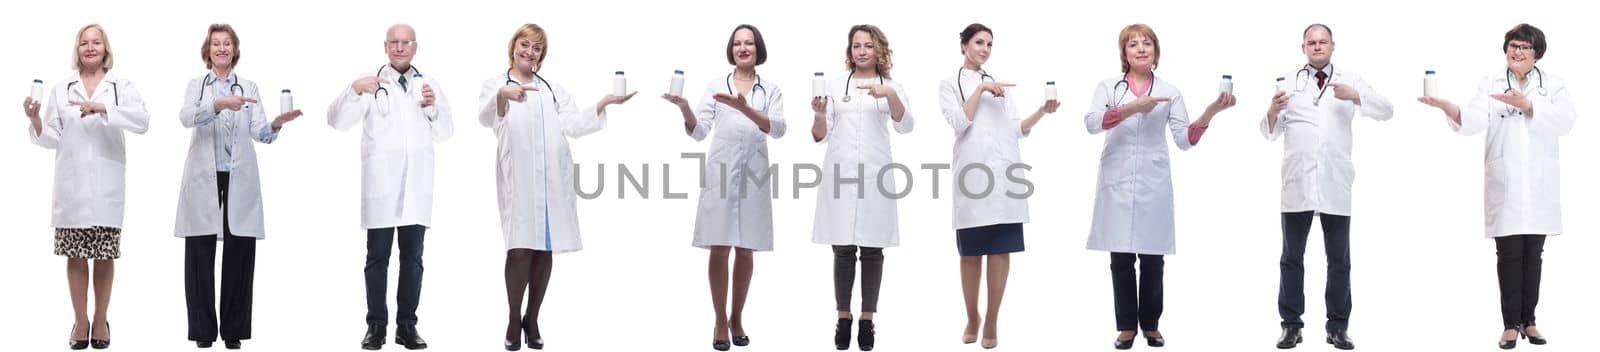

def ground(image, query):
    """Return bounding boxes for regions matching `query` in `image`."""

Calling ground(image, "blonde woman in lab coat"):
[327,24,454,351]
[173,24,304,350]
[661,24,786,351]
[21,24,149,350]
[1082,24,1235,350]
[810,24,912,352]
[938,23,1058,349]
[1417,23,1575,350]
[479,23,636,351]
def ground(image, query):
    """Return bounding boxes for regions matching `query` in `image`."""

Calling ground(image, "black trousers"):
[1496,234,1545,329]
[833,245,884,313]
[366,225,426,326]
[1110,252,1163,331]
[1277,211,1352,332]
[185,172,258,342]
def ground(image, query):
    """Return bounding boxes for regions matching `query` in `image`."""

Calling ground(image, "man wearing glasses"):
[327,23,455,350]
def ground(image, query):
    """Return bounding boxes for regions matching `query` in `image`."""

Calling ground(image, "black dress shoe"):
[1521,326,1547,345]
[396,324,429,350]
[69,323,90,350]
[1326,330,1355,350]
[89,322,111,349]
[712,340,731,351]
[224,340,242,349]
[1499,338,1516,350]
[1276,327,1303,349]
[834,318,852,350]
[857,320,875,351]
[361,324,386,350]
[524,317,544,350]
[197,341,214,348]
[732,335,750,347]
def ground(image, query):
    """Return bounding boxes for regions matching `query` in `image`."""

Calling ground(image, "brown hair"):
[508,23,549,69]
[201,24,241,69]
[725,24,767,66]
[73,24,113,72]
[843,24,894,79]
[1503,23,1547,60]
[1117,24,1160,73]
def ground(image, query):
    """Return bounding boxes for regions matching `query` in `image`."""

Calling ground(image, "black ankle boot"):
[858,320,876,351]
[834,318,852,350]
[361,324,385,350]
[395,324,428,350]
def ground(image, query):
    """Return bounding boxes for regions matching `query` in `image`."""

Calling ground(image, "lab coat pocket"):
[1280,156,1314,194]
[363,106,395,140]
[1151,154,1170,171]
[96,157,127,209]
[1483,159,1509,213]
[1328,157,1356,193]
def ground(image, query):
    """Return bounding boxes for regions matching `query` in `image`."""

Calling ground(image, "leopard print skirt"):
[54,226,122,260]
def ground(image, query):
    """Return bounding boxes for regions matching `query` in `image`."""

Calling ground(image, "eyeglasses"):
[1506,43,1535,53]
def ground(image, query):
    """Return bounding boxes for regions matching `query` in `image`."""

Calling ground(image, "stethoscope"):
[505,68,559,108]
[372,64,424,114]
[955,68,995,103]
[839,67,885,103]
[722,72,768,112]
[1104,73,1155,109]
[1497,66,1547,118]
[1294,64,1335,106]
[198,72,247,139]
[1502,66,1547,96]
[197,72,247,106]
[64,80,120,106]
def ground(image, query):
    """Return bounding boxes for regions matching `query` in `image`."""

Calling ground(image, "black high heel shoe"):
[69,323,89,350]
[857,319,876,351]
[89,322,110,350]
[1500,328,1518,350]
[1114,331,1135,350]
[1521,325,1547,345]
[712,340,731,351]
[834,318,852,350]
[1145,331,1166,347]
[524,316,544,350]
[732,335,750,347]
[504,318,521,351]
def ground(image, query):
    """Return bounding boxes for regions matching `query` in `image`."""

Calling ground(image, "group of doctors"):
[18,20,1572,352]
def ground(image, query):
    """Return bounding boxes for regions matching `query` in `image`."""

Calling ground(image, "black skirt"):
[956,223,1025,256]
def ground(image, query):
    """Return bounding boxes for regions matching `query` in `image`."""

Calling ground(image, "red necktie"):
[1315,71,1328,90]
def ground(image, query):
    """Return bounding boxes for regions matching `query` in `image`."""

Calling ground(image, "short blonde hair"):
[1117,24,1160,73]
[73,24,113,72]
[507,23,548,69]
[201,24,241,69]
[842,24,894,79]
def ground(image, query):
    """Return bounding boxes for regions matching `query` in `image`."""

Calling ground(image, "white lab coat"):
[1082,76,1194,255]
[938,68,1030,230]
[811,74,914,248]
[1259,64,1393,216]
[478,73,607,252]
[174,73,279,239]
[1449,69,1575,238]
[328,66,454,229]
[688,73,786,251]
[27,72,151,229]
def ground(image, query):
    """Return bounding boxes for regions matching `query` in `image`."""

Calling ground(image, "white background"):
[1,0,1594,351]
